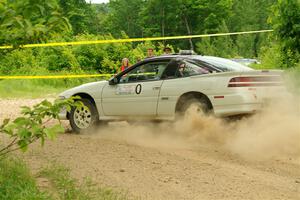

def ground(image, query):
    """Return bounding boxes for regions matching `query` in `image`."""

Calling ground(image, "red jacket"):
[121,66,129,71]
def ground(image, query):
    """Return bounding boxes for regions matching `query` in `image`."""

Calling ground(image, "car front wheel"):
[69,98,99,133]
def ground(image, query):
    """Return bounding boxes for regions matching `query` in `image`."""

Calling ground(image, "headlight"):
[58,96,66,100]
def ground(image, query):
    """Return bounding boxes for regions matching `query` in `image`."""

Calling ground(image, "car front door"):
[157,59,212,117]
[101,60,169,116]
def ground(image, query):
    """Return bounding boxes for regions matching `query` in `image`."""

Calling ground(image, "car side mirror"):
[109,77,118,85]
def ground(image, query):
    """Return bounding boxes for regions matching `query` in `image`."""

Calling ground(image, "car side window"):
[119,61,168,83]
[175,60,210,78]
[161,60,179,79]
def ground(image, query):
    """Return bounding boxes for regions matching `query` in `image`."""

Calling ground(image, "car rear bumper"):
[214,103,262,117]
[212,86,290,117]
[211,91,261,117]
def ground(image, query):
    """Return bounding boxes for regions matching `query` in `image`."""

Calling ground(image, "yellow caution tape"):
[0,30,273,49]
[0,74,113,80]
[0,72,160,80]
[0,45,13,49]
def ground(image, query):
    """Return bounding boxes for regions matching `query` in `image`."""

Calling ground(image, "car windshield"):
[199,56,253,72]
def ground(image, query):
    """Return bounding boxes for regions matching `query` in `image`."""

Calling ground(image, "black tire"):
[69,98,99,133]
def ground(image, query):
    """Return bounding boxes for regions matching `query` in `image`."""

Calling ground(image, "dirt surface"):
[1,98,300,200]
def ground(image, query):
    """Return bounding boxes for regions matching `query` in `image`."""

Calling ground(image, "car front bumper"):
[58,106,68,120]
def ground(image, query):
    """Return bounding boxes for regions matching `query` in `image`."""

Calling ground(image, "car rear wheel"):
[69,98,99,133]
[179,98,210,118]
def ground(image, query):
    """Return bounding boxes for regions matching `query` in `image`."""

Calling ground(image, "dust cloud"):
[90,106,232,151]
[90,91,300,161]
[226,98,300,160]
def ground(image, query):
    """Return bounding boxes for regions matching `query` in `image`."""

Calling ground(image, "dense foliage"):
[269,0,300,68]
[0,0,71,46]
[0,0,299,74]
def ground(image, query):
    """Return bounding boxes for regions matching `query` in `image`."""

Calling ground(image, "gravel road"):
[1,98,300,200]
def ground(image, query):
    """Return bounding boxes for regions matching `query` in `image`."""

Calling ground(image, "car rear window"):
[199,56,253,72]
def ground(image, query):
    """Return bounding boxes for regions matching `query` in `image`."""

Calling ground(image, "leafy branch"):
[0,97,81,158]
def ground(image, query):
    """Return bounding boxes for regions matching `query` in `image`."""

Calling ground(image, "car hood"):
[59,80,107,98]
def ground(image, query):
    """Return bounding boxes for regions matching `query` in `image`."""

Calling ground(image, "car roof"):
[142,54,220,62]
[141,54,253,71]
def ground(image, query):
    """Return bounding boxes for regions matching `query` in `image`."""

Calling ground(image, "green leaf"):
[20,106,31,115]
[44,129,54,140]
[13,117,30,127]
[40,136,45,146]
[65,105,71,112]
[45,124,64,140]
[17,128,32,138]
[17,140,28,152]
[3,123,17,135]
[40,100,52,108]
[0,118,10,129]
[31,124,42,136]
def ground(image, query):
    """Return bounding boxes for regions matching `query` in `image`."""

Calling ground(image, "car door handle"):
[152,86,161,90]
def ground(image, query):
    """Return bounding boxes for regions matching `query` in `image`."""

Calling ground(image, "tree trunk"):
[127,16,130,36]
[161,5,165,46]
[184,15,194,50]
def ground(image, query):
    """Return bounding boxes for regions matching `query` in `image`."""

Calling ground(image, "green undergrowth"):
[39,163,128,200]
[0,157,50,200]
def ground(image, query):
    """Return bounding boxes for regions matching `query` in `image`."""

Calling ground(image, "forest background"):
[0,0,299,97]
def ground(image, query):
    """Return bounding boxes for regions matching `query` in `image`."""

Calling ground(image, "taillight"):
[228,76,282,87]
[229,77,253,82]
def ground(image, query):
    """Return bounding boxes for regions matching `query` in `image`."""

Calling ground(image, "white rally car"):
[59,52,284,132]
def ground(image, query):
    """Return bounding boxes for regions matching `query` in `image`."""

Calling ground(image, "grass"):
[0,157,50,200]
[0,77,104,98]
[0,80,66,98]
[38,163,128,200]
[0,157,128,200]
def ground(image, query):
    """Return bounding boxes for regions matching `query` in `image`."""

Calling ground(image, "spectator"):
[120,58,130,71]
[177,62,186,77]
[163,47,172,55]
[136,57,142,62]
[147,48,154,57]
